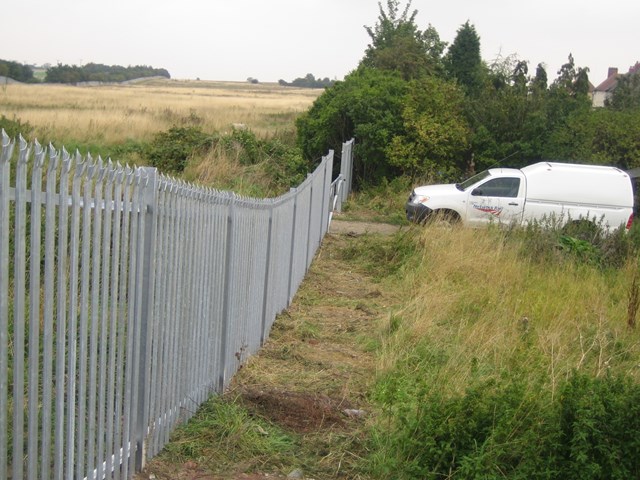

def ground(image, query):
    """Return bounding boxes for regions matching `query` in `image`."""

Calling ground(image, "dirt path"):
[139,220,400,480]
[329,217,401,236]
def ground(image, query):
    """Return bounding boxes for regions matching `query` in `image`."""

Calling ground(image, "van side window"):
[474,178,520,197]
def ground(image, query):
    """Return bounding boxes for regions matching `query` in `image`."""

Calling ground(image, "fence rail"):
[0,131,353,479]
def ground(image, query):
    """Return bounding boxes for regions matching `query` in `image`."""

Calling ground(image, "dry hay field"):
[0,78,322,146]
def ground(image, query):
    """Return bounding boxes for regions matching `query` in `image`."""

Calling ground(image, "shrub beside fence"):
[0,131,354,480]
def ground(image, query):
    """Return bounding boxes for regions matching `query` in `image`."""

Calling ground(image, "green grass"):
[338,228,420,280]
[158,395,297,475]
[340,176,412,225]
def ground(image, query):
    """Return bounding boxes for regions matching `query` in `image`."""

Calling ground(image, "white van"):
[405,162,634,232]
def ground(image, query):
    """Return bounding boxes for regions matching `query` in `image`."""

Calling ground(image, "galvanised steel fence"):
[0,130,353,480]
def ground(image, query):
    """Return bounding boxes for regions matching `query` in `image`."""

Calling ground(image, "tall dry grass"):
[181,143,273,196]
[379,226,640,399]
[0,78,320,145]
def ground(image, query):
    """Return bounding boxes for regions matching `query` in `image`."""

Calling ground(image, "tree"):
[541,107,640,168]
[296,66,408,185]
[279,74,335,88]
[0,59,36,83]
[607,65,640,110]
[387,76,470,179]
[445,21,484,94]
[551,54,590,97]
[44,63,170,83]
[460,55,554,170]
[531,63,548,93]
[361,0,446,80]
[543,54,592,142]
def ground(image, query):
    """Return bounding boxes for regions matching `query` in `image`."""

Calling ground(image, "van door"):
[466,176,525,227]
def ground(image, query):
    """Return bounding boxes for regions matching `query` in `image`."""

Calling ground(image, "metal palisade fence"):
[0,130,354,480]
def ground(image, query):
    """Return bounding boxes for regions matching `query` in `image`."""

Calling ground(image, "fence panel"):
[0,129,354,479]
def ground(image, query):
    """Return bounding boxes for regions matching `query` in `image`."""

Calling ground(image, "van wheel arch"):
[429,209,461,226]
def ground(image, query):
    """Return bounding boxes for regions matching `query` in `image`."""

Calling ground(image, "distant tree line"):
[279,73,334,88]
[0,59,36,83]
[296,1,640,188]
[0,60,171,83]
[0,59,171,84]
[45,63,170,83]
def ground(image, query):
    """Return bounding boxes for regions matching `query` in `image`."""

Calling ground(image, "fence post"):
[305,174,314,269]
[0,132,13,480]
[135,166,159,472]
[287,189,297,304]
[219,198,236,392]
[321,151,333,236]
[260,205,274,345]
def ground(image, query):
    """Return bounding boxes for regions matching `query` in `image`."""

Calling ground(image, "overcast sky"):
[1,0,638,86]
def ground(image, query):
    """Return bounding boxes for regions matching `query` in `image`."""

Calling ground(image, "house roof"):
[594,62,640,92]
[595,72,620,92]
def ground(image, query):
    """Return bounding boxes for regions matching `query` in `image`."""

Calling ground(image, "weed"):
[628,261,640,329]
[509,215,636,269]
[370,372,640,479]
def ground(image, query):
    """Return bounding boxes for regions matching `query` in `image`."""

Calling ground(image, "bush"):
[370,373,640,479]
[296,66,408,188]
[0,114,33,139]
[144,126,213,174]
[556,374,640,479]
[507,216,636,270]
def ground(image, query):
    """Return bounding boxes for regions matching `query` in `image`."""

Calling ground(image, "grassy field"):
[0,78,321,146]
[1,78,323,195]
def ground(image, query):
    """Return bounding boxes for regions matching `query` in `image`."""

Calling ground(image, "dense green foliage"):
[145,126,214,174]
[297,66,409,182]
[361,0,446,80]
[0,115,33,139]
[444,21,483,95]
[387,76,470,179]
[607,66,640,110]
[0,59,170,84]
[297,1,640,188]
[0,59,36,83]
[372,372,640,479]
[278,73,334,88]
[44,63,170,83]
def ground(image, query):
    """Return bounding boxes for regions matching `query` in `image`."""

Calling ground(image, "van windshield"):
[456,170,491,191]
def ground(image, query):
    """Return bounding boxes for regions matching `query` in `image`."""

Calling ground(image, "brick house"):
[592,62,640,107]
